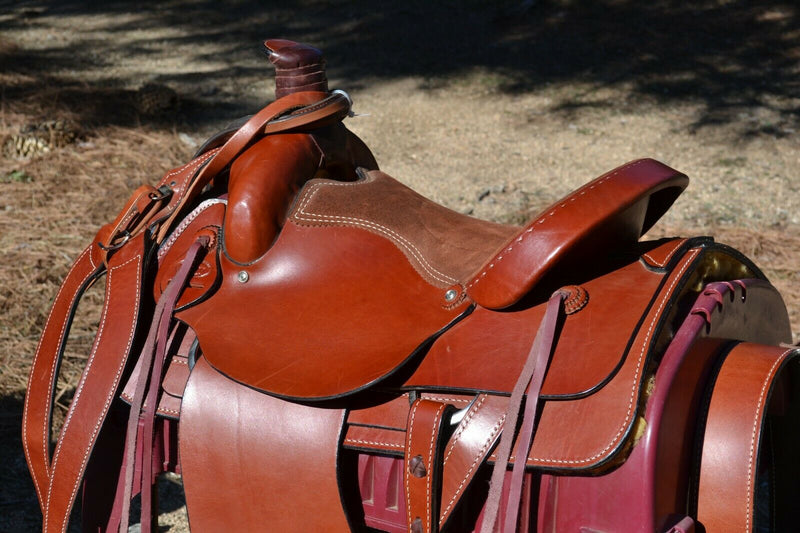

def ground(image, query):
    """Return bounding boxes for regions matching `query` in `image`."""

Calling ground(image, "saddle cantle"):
[23,38,800,533]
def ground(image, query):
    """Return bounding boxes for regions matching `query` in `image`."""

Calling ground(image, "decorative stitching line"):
[158,199,227,260]
[745,349,792,532]
[443,395,486,466]
[421,395,471,405]
[343,438,404,449]
[440,414,506,522]
[406,400,420,529]
[642,238,685,268]
[425,405,446,533]
[515,248,700,466]
[467,159,649,289]
[294,180,457,286]
[22,246,94,504]
[44,254,141,533]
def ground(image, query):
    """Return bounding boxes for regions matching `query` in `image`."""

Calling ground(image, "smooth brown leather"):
[25,38,800,533]
[180,357,350,532]
[341,242,784,472]
[224,124,378,264]
[178,221,471,400]
[176,165,686,401]
[22,243,101,509]
[42,233,146,533]
[404,400,456,533]
[153,90,352,244]
[696,343,800,532]
[467,158,688,309]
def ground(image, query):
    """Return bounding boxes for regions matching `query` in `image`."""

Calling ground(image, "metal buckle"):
[148,185,173,202]
[97,230,131,252]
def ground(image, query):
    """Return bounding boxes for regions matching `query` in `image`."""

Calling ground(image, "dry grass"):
[0,111,192,398]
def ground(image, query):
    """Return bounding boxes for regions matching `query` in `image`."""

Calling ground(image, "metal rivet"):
[237,271,249,283]
[409,455,426,478]
[444,289,458,302]
[169,180,177,187]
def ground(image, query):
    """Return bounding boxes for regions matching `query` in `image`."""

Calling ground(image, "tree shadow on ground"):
[0,392,187,531]
[0,0,797,135]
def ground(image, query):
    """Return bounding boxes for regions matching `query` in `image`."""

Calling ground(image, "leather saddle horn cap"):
[264,39,328,98]
[466,158,689,309]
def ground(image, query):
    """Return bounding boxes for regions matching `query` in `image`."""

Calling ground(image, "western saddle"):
[23,39,800,532]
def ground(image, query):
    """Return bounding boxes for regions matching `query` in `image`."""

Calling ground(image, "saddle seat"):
[170,158,688,400]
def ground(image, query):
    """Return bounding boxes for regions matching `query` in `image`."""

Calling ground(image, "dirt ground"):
[1,1,798,530]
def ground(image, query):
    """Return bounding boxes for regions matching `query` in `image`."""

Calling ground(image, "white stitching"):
[425,405,445,533]
[440,414,505,521]
[293,180,457,286]
[343,438,404,449]
[516,248,700,465]
[421,395,471,404]
[746,349,792,531]
[642,239,685,268]
[22,246,94,504]
[44,254,141,533]
[467,160,649,289]
[158,199,227,260]
[406,400,420,529]
[442,395,486,466]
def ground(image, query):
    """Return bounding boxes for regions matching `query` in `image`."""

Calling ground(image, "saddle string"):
[113,236,209,533]
[479,290,567,533]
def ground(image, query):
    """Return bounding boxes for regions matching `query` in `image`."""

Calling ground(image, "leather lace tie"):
[112,236,209,533]
[480,290,567,533]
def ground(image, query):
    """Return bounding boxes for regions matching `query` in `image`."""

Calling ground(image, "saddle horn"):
[263,38,329,98]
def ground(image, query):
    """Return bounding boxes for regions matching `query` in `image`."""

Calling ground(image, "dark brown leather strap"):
[22,244,103,512]
[697,343,799,531]
[42,232,147,533]
[480,290,566,533]
[404,399,457,533]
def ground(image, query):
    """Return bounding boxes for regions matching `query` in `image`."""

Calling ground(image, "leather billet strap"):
[40,233,147,533]
[22,244,104,509]
[404,399,457,533]
[696,343,800,532]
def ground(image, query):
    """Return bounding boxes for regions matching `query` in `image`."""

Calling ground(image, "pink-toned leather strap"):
[22,244,103,511]
[480,290,566,533]
[117,237,208,533]
[41,232,147,533]
[697,343,799,532]
[405,399,457,533]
